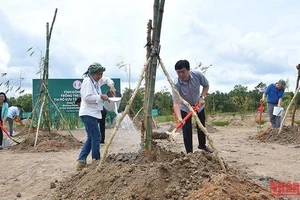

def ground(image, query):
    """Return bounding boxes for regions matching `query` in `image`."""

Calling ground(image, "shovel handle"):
[0,122,20,144]
[175,112,192,129]
[175,104,200,130]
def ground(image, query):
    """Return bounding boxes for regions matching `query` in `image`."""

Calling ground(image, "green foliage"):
[228,85,251,119]
[8,94,32,112]
[16,94,32,112]
[120,87,174,117]
[153,87,173,115]
[255,118,268,125]
[119,87,144,115]
[206,91,235,113]
[295,120,300,125]
[282,91,293,107]
[154,115,175,123]
[211,121,230,126]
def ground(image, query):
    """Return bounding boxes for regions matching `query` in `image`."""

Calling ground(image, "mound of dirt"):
[9,130,82,152]
[254,125,300,145]
[52,143,274,200]
[186,173,271,200]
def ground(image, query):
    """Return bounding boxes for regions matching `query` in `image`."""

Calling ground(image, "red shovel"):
[0,122,20,144]
[257,101,265,127]
[166,104,201,135]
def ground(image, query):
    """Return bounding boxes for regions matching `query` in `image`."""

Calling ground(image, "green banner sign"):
[32,78,121,129]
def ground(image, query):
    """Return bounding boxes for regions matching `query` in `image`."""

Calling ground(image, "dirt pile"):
[10,130,81,152]
[53,143,274,200]
[186,173,271,200]
[254,125,300,145]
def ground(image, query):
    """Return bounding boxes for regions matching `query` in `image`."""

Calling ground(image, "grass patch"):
[295,120,300,125]
[154,115,175,123]
[211,121,230,126]
[255,119,268,125]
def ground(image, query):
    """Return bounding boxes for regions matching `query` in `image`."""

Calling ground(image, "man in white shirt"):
[7,105,23,136]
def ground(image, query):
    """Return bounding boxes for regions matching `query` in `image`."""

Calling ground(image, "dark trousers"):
[181,109,206,153]
[99,108,107,143]
[7,117,14,136]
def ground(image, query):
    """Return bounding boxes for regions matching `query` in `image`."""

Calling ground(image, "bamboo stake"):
[292,65,300,126]
[132,107,143,122]
[152,116,157,128]
[144,0,165,152]
[26,96,43,138]
[279,86,300,133]
[98,57,151,168]
[142,19,153,146]
[43,8,58,132]
[42,83,74,137]
[158,57,226,172]
[34,96,46,147]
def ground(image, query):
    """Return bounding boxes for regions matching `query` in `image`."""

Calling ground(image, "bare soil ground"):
[0,114,299,200]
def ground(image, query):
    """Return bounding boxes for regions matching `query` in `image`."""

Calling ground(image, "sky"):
[1,0,300,98]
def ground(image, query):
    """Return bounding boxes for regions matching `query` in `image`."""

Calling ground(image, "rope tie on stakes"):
[150,50,160,59]
[144,42,152,48]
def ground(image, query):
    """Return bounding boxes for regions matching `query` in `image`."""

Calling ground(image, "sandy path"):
[0,124,141,200]
[211,126,300,183]
[0,123,299,199]
[0,150,78,200]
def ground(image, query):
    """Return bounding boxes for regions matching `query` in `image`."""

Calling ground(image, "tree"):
[228,85,251,119]
[120,88,144,116]
[15,94,32,112]
[254,82,267,93]
[206,91,235,113]
[153,87,173,115]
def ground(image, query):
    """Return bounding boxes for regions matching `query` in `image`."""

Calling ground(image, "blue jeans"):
[77,116,101,163]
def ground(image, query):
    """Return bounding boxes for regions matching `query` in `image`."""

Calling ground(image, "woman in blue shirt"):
[0,92,8,149]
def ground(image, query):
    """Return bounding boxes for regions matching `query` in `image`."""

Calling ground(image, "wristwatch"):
[200,95,206,100]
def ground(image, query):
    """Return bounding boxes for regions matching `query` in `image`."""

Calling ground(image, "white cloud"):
[1,0,300,97]
[0,39,10,65]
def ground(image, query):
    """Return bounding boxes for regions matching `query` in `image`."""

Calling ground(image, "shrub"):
[211,121,230,126]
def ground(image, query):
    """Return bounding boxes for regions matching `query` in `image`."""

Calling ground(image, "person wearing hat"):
[261,79,286,128]
[76,62,116,170]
